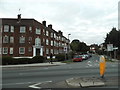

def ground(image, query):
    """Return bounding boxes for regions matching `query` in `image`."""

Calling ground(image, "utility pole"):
[68,34,71,60]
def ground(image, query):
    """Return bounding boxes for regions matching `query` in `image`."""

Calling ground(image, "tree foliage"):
[104,27,120,58]
[104,27,120,49]
[70,39,89,53]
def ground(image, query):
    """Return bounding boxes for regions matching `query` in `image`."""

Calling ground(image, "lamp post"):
[68,34,71,60]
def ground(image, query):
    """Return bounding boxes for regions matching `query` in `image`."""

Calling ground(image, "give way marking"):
[29,81,52,89]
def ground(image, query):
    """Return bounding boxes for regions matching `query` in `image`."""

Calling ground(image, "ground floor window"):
[10,47,13,54]
[28,47,32,52]
[19,47,25,54]
[3,47,8,54]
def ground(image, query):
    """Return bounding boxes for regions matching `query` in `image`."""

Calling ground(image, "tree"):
[70,39,80,53]
[104,27,119,47]
[104,27,120,59]
[70,39,89,53]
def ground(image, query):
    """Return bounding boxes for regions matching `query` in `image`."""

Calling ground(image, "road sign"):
[64,46,67,52]
[107,44,113,51]
[99,55,106,78]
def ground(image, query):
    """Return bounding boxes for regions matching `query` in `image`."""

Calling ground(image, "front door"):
[36,48,40,56]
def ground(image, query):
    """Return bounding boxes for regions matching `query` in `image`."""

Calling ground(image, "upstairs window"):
[19,36,25,43]
[10,26,14,32]
[51,33,53,38]
[10,36,14,43]
[51,40,53,46]
[35,37,41,46]
[4,25,9,32]
[54,33,56,38]
[36,28,41,34]
[46,31,49,36]
[3,35,9,43]
[29,27,32,32]
[46,39,49,45]
[20,26,26,33]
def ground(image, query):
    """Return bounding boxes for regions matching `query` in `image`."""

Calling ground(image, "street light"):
[67,34,71,60]
[68,34,71,41]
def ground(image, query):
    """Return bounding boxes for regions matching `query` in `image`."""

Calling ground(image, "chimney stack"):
[58,30,63,36]
[42,21,46,27]
[48,24,52,29]
[17,14,21,23]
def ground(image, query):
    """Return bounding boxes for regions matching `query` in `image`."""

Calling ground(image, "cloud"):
[0,0,119,45]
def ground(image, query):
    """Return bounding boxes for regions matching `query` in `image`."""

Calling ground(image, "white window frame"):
[10,26,14,32]
[46,48,49,54]
[51,32,53,38]
[54,33,56,38]
[46,39,49,45]
[10,47,13,54]
[46,31,49,36]
[54,41,56,46]
[35,37,41,46]
[19,47,25,54]
[29,27,32,32]
[3,35,9,43]
[36,28,41,34]
[20,26,26,33]
[51,40,53,46]
[10,36,14,43]
[51,49,53,54]
[19,36,25,43]
[4,25,9,32]
[3,47,8,54]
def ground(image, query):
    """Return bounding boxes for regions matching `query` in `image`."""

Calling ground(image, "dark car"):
[73,55,83,62]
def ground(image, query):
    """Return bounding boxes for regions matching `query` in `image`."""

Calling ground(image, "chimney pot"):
[42,21,46,27]
[48,24,52,29]
[17,14,21,22]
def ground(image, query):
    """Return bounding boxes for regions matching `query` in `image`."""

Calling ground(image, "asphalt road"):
[2,55,119,88]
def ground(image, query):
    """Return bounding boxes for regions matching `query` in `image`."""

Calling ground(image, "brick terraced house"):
[0,14,70,58]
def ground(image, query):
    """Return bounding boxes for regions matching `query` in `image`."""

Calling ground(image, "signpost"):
[99,55,106,78]
[107,44,113,58]
[64,46,67,60]
[107,44,113,51]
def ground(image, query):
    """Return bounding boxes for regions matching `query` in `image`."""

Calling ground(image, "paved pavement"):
[1,62,66,68]
[66,77,105,88]
[29,76,119,89]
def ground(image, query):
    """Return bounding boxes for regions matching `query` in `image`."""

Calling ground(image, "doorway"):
[36,48,40,56]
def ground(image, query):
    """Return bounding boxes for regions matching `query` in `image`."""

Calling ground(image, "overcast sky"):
[0,0,119,45]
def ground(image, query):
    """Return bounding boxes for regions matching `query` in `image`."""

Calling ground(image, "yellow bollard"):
[99,55,106,78]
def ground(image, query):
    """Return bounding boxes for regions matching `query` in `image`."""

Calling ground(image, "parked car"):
[80,55,88,60]
[73,55,83,62]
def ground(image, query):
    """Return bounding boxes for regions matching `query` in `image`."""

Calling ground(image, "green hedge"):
[32,56,45,63]
[55,54,65,61]
[2,56,45,65]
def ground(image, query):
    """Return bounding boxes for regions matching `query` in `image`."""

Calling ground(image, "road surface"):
[2,55,119,89]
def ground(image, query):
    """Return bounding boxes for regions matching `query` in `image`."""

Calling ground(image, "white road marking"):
[2,82,33,86]
[29,81,52,89]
